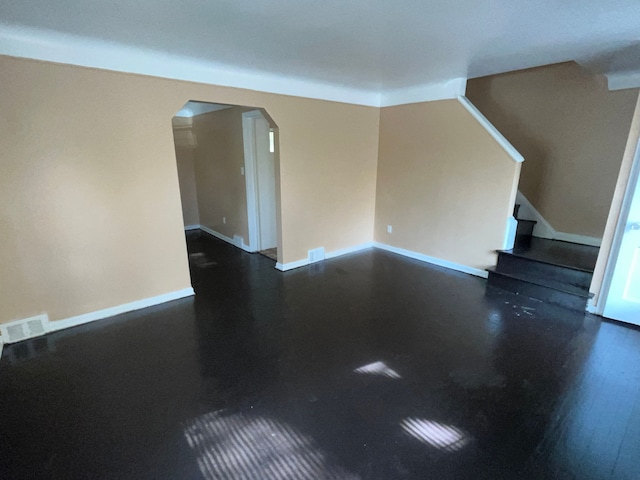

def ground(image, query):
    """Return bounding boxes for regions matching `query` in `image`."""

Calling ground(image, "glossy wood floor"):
[1,231,639,479]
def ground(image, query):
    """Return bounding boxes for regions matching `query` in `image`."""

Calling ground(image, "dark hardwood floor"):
[1,231,639,479]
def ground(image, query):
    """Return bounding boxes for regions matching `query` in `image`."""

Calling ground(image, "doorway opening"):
[171,100,281,274]
[242,110,278,261]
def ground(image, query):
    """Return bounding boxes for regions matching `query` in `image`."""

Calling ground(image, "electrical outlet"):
[240,166,245,176]
[223,217,226,224]
[387,225,393,234]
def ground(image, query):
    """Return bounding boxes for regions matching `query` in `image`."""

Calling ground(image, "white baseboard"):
[184,224,201,231]
[276,242,374,271]
[199,225,235,244]
[275,241,487,278]
[373,242,489,278]
[233,234,252,252]
[275,258,310,271]
[50,288,195,333]
[199,225,254,252]
[326,242,374,260]
[516,191,602,247]
[553,232,602,247]
[0,288,194,347]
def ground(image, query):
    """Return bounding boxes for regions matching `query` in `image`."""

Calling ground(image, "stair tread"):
[486,267,593,298]
[516,219,537,224]
[495,249,594,273]
[505,237,599,272]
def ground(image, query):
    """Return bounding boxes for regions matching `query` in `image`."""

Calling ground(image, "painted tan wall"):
[0,55,379,326]
[191,108,250,244]
[172,116,200,228]
[172,146,200,228]
[174,146,200,227]
[590,95,640,307]
[375,99,520,270]
[467,62,638,238]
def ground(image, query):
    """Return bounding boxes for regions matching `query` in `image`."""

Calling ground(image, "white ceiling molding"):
[380,78,467,107]
[606,70,640,91]
[0,24,383,107]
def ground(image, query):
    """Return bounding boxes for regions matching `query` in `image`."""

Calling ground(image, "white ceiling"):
[1,0,639,105]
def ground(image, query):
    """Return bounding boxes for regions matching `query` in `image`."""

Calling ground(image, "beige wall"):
[0,55,379,326]
[172,116,200,227]
[375,99,520,270]
[174,146,200,227]
[590,95,640,307]
[191,107,250,244]
[172,151,200,229]
[467,62,638,238]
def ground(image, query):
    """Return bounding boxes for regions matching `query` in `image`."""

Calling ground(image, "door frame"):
[242,110,263,252]
[599,130,640,318]
[242,109,280,255]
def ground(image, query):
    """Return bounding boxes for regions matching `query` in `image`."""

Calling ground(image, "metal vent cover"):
[0,314,49,344]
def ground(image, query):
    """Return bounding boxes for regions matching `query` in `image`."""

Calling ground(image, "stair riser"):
[496,253,592,290]
[487,272,588,311]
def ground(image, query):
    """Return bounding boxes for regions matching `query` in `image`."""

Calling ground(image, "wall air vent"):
[0,314,50,344]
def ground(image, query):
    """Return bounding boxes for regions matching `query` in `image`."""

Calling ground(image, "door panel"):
[255,117,277,250]
[604,171,640,325]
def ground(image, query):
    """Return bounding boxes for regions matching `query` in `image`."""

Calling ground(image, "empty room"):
[1,1,640,479]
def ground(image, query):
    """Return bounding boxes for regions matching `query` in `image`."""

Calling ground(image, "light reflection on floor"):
[353,361,402,379]
[400,418,470,452]
[184,411,359,479]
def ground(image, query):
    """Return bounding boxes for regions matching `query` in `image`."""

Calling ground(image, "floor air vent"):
[0,314,49,343]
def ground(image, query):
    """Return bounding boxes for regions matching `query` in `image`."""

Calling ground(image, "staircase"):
[486,205,599,311]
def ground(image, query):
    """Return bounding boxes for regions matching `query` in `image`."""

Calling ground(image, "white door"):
[242,110,277,252]
[255,118,277,250]
[603,162,640,325]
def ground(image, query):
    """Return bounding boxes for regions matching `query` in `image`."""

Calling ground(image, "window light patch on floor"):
[353,361,401,379]
[400,418,470,452]
[184,411,359,480]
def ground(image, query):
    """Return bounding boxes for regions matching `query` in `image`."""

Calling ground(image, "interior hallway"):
[1,231,639,479]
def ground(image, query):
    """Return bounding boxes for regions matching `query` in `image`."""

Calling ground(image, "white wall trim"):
[516,191,602,246]
[242,110,262,253]
[275,258,310,271]
[200,225,235,244]
[0,340,3,360]
[515,191,555,239]
[275,241,488,278]
[457,96,525,163]
[275,242,374,271]
[553,232,602,247]
[380,78,467,107]
[233,234,252,252]
[326,242,374,260]
[504,216,518,250]
[0,25,382,107]
[373,242,489,278]
[51,288,194,333]
[0,25,477,108]
[606,70,640,91]
[0,288,194,347]
[196,225,253,251]
[184,224,201,231]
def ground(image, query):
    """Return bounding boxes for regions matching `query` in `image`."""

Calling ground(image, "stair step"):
[495,251,593,290]
[486,268,591,311]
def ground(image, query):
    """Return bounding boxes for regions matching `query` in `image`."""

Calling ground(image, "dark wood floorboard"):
[1,231,639,479]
